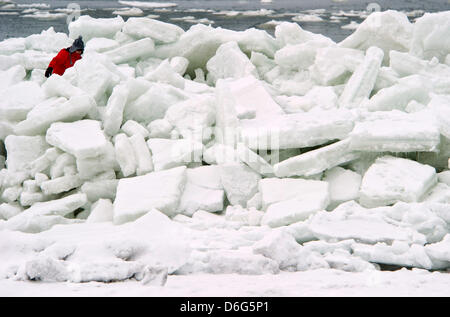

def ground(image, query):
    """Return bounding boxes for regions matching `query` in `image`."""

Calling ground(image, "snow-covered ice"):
[0,9,450,296]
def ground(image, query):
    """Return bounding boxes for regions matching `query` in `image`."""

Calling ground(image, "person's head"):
[69,36,84,54]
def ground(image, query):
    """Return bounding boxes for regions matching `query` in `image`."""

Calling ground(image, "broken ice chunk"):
[147,138,202,172]
[240,110,354,150]
[359,156,437,208]
[69,15,125,42]
[46,120,109,160]
[114,133,137,177]
[206,41,259,85]
[338,46,384,108]
[113,166,187,223]
[259,177,330,211]
[40,174,83,195]
[15,95,95,136]
[122,17,184,44]
[86,199,113,223]
[219,163,261,207]
[0,81,45,121]
[5,193,87,233]
[349,111,440,152]
[105,38,155,64]
[121,120,149,139]
[339,10,413,63]
[178,182,224,216]
[274,139,361,177]
[323,167,362,210]
[5,135,49,172]
[103,83,129,137]
[128,134,153,176]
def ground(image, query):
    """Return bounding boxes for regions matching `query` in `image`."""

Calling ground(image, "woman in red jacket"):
[45,36,84,77]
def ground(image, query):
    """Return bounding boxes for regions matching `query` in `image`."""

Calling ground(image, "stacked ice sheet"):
[0,11,450,283]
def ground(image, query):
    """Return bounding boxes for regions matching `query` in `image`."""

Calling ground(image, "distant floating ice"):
[16,3,50,9]
[1,3,15,9]
[113,7,144,16]
[341,21,360,30]
[21,11,67,20]
[292,14,324,22]
[118,1,177,8]
[213,10,240,17]
[241,9,274,16]
[170,16,214,24]
[0,11,18,15]
[185,8,214,13]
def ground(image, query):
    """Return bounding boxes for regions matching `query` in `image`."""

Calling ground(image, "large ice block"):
[15,95,95,136]
[339,10,413,63]
[5,135,49,172]
[239,109,354,150]
[206,41,259,85]
[5,193,88,233]
[122,17,184,44]
[69,15,125,41]
[46,120,109,159]
[359,156,437,208]
[0,81,45,121]
[103,83,129,136]
[147,138,203,172]
[219,163,260,207]
[113,166,187,223]
[310,47,364,86]
[259,177,330,210]
[410,11,450,63]
[339,46,384,108]
[104,38,155,64]
[349,111,440,152]
[274,139,361,177]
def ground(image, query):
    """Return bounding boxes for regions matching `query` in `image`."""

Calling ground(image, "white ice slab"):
[323,167,362,209]
[359,156,437,208]
[240,110,354,150]
[104,38,155,64]
[114,133,137,177]
[5,193,87,233]
[103,83,129,136]
[121,120,149,139]
[219,163,261,207]
[339,10,413,63]
[40,174,83,195]
[178,182,224,216]
[15,95,95,136]
[46,120,109,160]
[206,41,259,84]
[147,138,202,172]
[339,46,384,108]
[86,199,113,223]
[113,166,187,223]
[410,11,450,63]
[259,177,330,211]
[122,17,184,44]
[5,135,49,172]
[69,15,125,41]
[274,139,361,177]
[0,81,45,121]
[349,111,440,152]
[165,95,215,141]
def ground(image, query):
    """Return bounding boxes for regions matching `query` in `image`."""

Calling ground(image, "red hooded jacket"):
[48,48,82,76]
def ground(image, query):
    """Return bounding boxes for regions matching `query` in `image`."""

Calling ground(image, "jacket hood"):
[69,36,84,53]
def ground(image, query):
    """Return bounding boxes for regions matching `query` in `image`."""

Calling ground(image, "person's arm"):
[46,49,68,77]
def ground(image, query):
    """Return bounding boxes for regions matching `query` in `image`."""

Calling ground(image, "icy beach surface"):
[0,8,450,295]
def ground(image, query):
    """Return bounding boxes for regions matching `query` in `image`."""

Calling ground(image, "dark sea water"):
[0,0,449,42]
